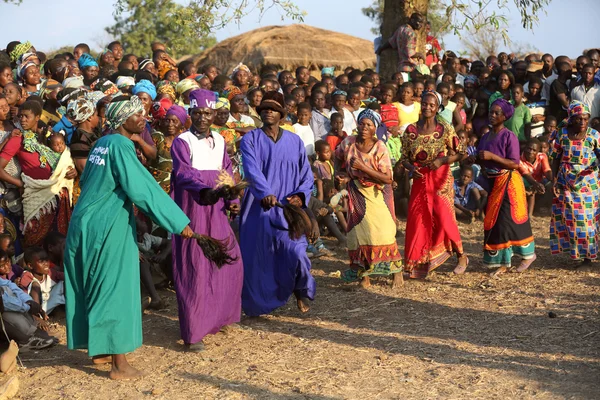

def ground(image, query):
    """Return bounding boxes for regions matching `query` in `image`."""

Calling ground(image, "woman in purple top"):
[474,99,536,275]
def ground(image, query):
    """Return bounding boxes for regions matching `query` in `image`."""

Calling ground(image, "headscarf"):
[10,41,32,62]
[357,109,382,129]
[567,100,591,123]
[222,85,242,101]
[18,52,38,66]
[321,67,335,77]
[166,104,188,126]
[464,75,479,86]
[84,90,106,106]
[67,98,96,123]
[139,59,154,71]
[132,79,157,100]
[491,98,515,120]
[215,97,230,110]
[188,89,218,109]
[232,62,250,76]
[115,76,135,89]
[97,49,113,61]
[150,98,173,121]
[17,61,37,79]
[62,76,85,89]
[332,89,347,98]
[176,78,199,95]
[39,79,62,99]
[422,91,445,113]
[105,95,144,129]
[156,80,177,102]
[78,53,98,70]
[157,60,176,79]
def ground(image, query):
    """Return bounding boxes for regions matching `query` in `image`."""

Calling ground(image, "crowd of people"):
[0,20,598,379]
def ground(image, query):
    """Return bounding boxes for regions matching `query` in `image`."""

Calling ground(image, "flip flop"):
[516,254,537,273]
[453,256,469,275]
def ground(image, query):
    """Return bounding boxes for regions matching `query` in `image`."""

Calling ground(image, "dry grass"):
[10,216,600,399]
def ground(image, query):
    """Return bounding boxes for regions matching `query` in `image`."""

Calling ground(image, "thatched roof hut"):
[184,24,376,74]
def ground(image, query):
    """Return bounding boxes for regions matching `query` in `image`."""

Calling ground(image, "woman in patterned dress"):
[549,101,600,270]
[149,105,186,193]
[335,109,403,288]
[401,91,468,278]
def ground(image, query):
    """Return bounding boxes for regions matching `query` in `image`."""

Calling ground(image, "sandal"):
[516,254,537,273]
[453,255,469,275]
[19,336,54,352]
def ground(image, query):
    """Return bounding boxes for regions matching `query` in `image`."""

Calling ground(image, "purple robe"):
[171,133,243,345]
[239,128,315,316]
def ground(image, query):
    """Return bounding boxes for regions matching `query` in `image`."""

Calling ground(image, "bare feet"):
[516,254,537,272]
[0,341,18,374]
[359,276,371,289]
[490,266,508,278]
[296,297,310,313]
[92,355,112,365]
[109,355,145,380]
[391,272,404,289]
[453,255,469,275]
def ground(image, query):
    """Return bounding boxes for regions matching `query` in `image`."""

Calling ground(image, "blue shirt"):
[454,181,483,208]
[52,115,76,145]
[0,278,32,313]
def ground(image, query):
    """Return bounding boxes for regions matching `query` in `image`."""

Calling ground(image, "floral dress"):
[149,132,174,193]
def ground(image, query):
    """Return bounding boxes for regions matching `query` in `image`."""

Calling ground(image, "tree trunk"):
[380,0,429,81]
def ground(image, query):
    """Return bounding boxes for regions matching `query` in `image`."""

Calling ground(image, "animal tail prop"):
[214,170,249,200]
[275,202,312,240]
[191,233,237,268]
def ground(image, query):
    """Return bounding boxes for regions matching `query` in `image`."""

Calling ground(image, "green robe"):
[64,134,189,356]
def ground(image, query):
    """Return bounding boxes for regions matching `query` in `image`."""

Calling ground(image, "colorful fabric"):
[10,41,32,62]
[380,103,399,128]
[157,60,176,79]
[139,59,154,71]
[62,76,85,89]
[482,169,535,267]
[223,86,242,101]
[518,152,551,182]
[332,90,347,98]
[149,132,173,193]
[491,98,515,120]
[84,90,106,106]
[66,98,95,124]
[176,79,199,95]
[211,125,237,147]
[78,53,98,70]
[567,100,591,123]
[321,67,335,77]
[22,130,60,170]
[215,97,230,110]
[357,109,382,129]
[549,127,600,260]
[105,95,144,129]
[232,63,251,76]
[166,104,187,126]
[17,61,37,79]
[150,98,173,121]
[335,137,401,281]
[386,135,402,165]
[388,24,417,72]
[132,79,157,100]
[156,80,177,102]
[189,89,218,109]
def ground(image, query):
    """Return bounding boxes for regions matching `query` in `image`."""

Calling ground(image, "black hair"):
[0,249,8,261]
[135,70,155,83]
[213,74,232,88]
[436,82,450,92]
[5,42,20,57]
[297,101,311,113]
[322,179,335,203]
[294,65,308,77]
[527,137,541,148]
[590,117,600,130]
[20,99,43,116]
[401,82,415,91]
[284,94,297,105]
[0,52,10,66]
[201,64,217,74]
[24,246,48,265]
[360,75,374,85]
[528,76,543,88]
[366,101,381,112]
[312,83,327,95]
[459,164,474,174]
[347,87,361,97]
[0,61,11,74]
[545,115,557,124]
[36,52,47,64]
[330,112,343,122]
[451,92,466,103]
[381,84,396,94]
[513,83,524,92]
[108,41,122,51]
[310,87,326,99]
[74,43,91,53]
[177,60,194,78]
[314,139,330,153]
[43,231,66,253]
[348,69,363,82]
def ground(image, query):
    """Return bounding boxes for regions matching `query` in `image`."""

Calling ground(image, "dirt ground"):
[9,216,600,400]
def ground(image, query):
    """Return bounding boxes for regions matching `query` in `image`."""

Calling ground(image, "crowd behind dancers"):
[0,34,598,378]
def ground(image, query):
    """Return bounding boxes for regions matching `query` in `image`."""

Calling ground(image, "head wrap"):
[62,76,85,89]
[321,67,335,77]
[176,78,199,95]
[115,76,136,89]
[332,89,347,98]
[84,90,106,105]
[422,91,445,113]
[215,97,230,110]
[357,109,382,129]
[157,60,176,79]
[166,104,188,126]
[156,80,177,102]
[491,98,515,120]
[188,89,218,109]
[17,61,37,79]
[132,79,157,100]
[39,79,62,99]
[232,62,250,76]
[67,98,96,123]
[105,95,144,129]
[463,75,479,86]
[567,100,591,123]
[59,88,85,106]
[10,41,32,62]
[18,52,38,66]
[78,53,98,70]
[194,74,207,83]
[150,97,173,120]
[222,86,242,101]
[97,48,113,61]
[139,59,154,71]
[99,80,120,96]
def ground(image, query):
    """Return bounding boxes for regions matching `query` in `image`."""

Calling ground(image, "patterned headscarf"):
[332,90,347,98]
[84,90,106,105]
[62,76,85,89]
[139,59,154,71]
[321,67,335,77]
[150,97,173,121]
[156,80,177,102]
[357,109,382,129]
[78,53,98,70]
[176,78,199,95]
[567,100,591,123]
[232,62,250,76]
[105,95,144,129]
[422,91,445,113]
[67,98,96,123]
[491,98,515,120]
[166,104,188,126]
[132,79,157,100]
[10,41,32,62]
[215,97,230,110]
[115,76,135,89]
[157,60,176,79]
[222,85,242,101]
[17,61,37,79]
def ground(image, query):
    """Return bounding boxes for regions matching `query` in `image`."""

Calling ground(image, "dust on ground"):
[11,216,600,399]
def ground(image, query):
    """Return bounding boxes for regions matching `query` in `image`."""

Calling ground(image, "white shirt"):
[436,73,465,86]
[176,130,225,170]
[332,107,357,135]
[292,123,316,156]
[571,83,600,119]
[227,114,255,126]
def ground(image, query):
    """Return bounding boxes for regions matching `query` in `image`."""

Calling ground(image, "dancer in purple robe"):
[171,89,243,352]
[239,91,316,316]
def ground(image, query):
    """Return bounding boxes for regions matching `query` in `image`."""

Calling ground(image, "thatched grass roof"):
[184,24,376,74]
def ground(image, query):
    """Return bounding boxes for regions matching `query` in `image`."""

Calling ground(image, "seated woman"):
[0,100,76,247]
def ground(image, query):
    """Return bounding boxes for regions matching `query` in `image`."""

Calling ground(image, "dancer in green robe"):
[64,95,193,380]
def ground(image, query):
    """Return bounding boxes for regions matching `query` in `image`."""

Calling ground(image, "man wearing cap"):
[239,91,316,316]
[170,89,243,352]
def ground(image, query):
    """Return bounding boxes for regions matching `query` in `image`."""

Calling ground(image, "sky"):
[1,0,598,58]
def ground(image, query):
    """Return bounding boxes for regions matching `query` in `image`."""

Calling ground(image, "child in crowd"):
[540,115,557,143]
[590,117,600,132]
[436,82,457,125]
[386,126,402,167]
[20,247,65,315]
[47,133,67,154]
[291,87,306,104]
[308,168,346,251]
[518,138,553,218]
[505,84,532,144]
[136,217,168,310]
[396,82,421,128]
[0,248,22,283]
[347,88,364,120]
[326,113,347,151]
[379,85,399,128]
[43,232,66,275]
[292,102,315,157]
[313,140,334,182]
[284,94,298,125]
[451,92,467,130]
[413,80,425,101]
[454,165,487,222]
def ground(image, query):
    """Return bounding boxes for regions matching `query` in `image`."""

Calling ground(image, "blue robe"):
[239,128,315,316]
